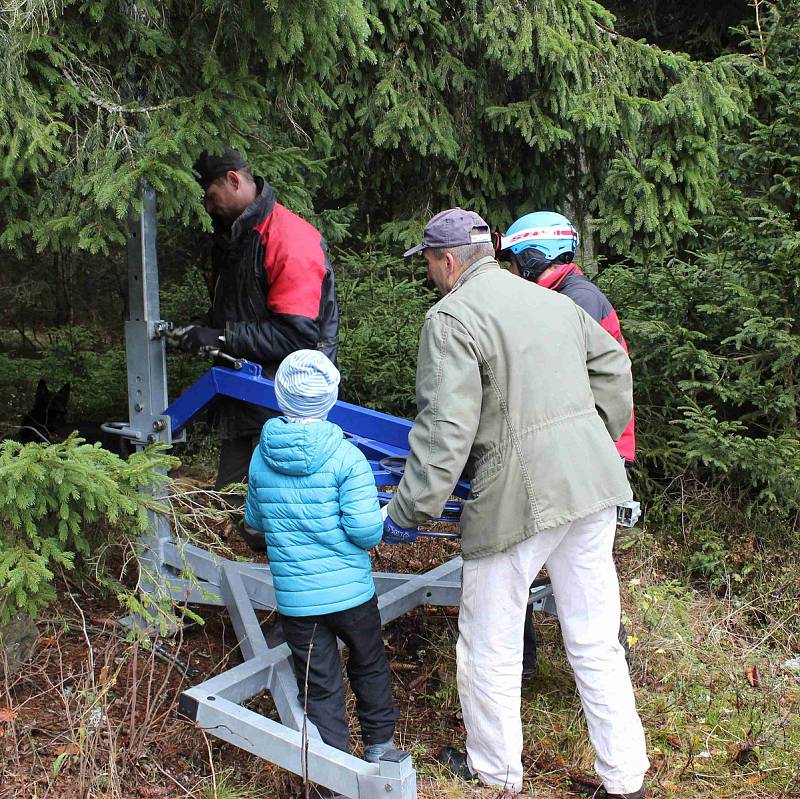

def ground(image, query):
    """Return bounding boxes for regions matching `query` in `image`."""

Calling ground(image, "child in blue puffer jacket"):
[244,349,398,768]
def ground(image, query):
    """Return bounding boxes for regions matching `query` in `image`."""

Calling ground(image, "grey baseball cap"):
[403,207,493,257]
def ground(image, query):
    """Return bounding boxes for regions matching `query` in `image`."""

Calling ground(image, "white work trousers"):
[456,508,649,794]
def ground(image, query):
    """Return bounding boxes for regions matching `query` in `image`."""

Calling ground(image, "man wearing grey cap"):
[383,208,649,797]
[171,148,339,543]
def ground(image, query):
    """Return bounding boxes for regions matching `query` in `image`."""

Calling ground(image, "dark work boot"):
[363,737,396,763]
[574,781,646,799]
[436,747,480,783]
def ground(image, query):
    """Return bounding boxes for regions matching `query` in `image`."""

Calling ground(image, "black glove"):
[176,325,225,354]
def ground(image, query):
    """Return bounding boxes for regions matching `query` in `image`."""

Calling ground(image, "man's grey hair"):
[429,241,495,268]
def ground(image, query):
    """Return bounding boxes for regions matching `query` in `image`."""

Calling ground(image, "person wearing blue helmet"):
[500,210,644,782]
[499,211,636,463]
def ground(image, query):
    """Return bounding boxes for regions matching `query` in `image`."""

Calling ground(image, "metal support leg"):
[182,694,415,798]
[121,190,185,633]
[219,564,270,661]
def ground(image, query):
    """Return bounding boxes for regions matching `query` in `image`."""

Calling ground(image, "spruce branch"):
[60,68,187,115]
[752,0,768,68]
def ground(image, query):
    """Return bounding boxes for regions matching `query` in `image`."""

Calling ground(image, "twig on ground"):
[302,623,317,799]
[201,726,218,797]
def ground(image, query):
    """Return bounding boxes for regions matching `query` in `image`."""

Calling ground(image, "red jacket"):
[539,264,636,462]
[206,179,339,438]
[208,179,339,368]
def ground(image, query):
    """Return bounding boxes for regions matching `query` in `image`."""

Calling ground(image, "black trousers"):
[214,401,280,491]
[214,433,261,491]
[522,608,538,673]
[280,594,398,752]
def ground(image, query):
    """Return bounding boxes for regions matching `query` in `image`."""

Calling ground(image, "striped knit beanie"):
[274,350,340,420]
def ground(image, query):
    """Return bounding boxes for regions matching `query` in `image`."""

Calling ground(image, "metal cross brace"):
[120,189,556,798]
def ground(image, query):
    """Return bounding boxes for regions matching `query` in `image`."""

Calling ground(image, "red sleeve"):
[599,308,635,459]
[600,308,628,351]
[254,204,325,317]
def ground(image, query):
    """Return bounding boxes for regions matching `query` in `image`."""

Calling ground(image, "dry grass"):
[1,497,798,799]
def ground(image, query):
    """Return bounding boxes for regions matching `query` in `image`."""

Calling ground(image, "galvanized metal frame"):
[121,191,557,798]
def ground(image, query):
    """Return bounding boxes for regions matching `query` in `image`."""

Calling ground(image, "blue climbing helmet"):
[499,211,579,281]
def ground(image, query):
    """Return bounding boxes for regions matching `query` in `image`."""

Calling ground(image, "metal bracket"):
[616,500,642,527]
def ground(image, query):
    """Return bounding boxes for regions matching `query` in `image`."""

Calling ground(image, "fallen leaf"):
[746,773,768,784]
[666,734,682,750]
[733,740,759,765]
[89,615,117,627]
[0,707,17,724]
[650,753,666,770]
[745,665,761,688]
[53,743,80,757]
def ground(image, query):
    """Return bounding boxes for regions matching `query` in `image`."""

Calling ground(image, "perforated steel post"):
[123,189,179,618]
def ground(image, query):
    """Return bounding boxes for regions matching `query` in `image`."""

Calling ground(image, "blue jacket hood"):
[258,417,344,476]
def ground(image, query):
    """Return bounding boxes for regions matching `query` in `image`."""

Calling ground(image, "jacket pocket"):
[470,448,503,497]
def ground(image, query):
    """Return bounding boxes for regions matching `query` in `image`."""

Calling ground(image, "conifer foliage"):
[0,436,177,622]
[598,0,800,519]
[0,0,376,255]
[328,0,750,260]
[1,0,751,260]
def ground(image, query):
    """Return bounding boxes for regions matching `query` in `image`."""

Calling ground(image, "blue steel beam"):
[164,363,411,449]
[162,362,469,498]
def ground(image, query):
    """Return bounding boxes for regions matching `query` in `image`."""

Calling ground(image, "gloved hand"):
[175,325,225,354]
[382,514,418,545]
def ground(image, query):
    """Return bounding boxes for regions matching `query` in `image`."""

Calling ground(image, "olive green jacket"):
[385,257,633,560]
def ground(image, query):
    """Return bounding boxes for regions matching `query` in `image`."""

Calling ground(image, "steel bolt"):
[134,403,144,412]
[147,434,157,443]
[384,785,392,792]
[152,419,166,431]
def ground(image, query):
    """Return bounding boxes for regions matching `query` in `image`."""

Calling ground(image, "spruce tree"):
[1,1,751,263]
[598,0,800,518]
[0,436,178,622]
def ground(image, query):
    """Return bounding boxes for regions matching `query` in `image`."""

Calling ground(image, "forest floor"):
[1,475,799,799]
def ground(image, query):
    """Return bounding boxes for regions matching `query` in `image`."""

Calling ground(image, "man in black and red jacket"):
[177,148,339,503]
